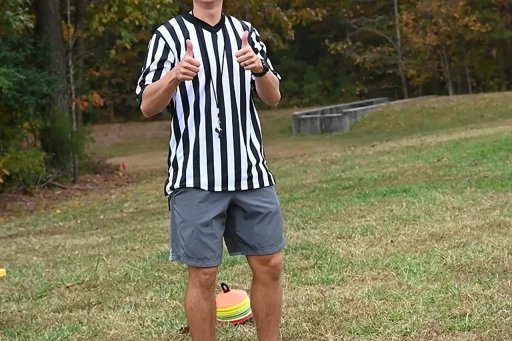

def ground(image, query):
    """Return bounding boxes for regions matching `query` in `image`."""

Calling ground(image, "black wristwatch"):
[253,58,270,77]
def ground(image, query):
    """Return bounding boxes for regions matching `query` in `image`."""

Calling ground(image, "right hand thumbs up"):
[176,39,201,82]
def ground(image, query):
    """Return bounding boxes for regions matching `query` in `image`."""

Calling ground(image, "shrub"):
[0,148,47,190]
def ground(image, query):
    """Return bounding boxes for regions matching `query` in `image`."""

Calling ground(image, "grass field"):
[1,93,512,340]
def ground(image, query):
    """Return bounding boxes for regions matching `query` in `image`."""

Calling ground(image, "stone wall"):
[291,98,391,134]
[291,96,438,135]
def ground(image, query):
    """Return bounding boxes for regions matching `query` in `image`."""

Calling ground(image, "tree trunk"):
[441,45,454,96]
[394,0,408,99]
[75,0,87,129]
[35,0,68,114]
[67,0,79,183]
[462,43,472,94]
[498,43,507,91]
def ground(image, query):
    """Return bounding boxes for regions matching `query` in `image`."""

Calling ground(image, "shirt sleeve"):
[249,26,281,82]
[135,31,175,105]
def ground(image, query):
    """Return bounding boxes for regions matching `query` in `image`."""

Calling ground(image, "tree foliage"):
[2,0,512,188]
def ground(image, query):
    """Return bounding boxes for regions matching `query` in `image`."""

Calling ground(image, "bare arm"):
[140,71,181,118]
[139,39,200,118]
[254,66,281,107]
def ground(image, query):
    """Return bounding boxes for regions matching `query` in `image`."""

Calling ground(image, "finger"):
[184,65,200,74]
[180,71,197,80]
[188,58,201,68]
[241,31,249,48]
[235,45,251,58]
[244,60,260,71]
[241,57,256,69]
[186,39,194,57]
[236,53,253,65]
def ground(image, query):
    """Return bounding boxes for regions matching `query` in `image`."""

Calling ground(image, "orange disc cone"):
[215,283,253,325]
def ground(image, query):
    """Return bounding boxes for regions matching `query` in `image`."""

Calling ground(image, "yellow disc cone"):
[0,269,6,277]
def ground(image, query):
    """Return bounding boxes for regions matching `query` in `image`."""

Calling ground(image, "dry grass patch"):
[2,95,512,340]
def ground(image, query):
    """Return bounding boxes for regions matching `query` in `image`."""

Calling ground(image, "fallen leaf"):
[179,326,190,334]
[65,279,86,289]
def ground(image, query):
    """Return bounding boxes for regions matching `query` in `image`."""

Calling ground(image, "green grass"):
[1,93,512,340]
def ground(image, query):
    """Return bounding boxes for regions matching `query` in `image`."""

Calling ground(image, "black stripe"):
[169,103,181,190]
[237,17,263,189]
[248,132,264,188]
[137,33,161,103]
[212,32,229,191]
[228,17,253,190]
[252,28,267,58]
[153,35,170,83]
[163,102,177,196]
[139,32,161,83]
[222,24,242,191]
[196,26,215,191]
[175,17,193,188]
[180,21,202,188]
[249,103,267,186]
[164,22,183,190]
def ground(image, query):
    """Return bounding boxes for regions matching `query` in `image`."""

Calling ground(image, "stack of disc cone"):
[215,283,253,325]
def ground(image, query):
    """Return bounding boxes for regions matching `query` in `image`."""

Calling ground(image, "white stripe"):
[135,34,157,96]
[226,20,248,190]
[183,22,198,187]
[252,102,273,184]
[145,38,165,85]
[157,23,177,63]
[247,100,260,189]
[184,20,209,189]
[166,114,177,194]
[173,89,186,188]
[218,32,235,191]
[249,106,270,187]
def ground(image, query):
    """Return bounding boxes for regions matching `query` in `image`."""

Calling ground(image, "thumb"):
[241,31,249,48]
[186,39,194,57]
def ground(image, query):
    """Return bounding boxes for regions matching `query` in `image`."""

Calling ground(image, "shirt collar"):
[182,11,225,33]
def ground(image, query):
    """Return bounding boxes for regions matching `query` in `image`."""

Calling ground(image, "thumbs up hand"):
[176,39,201,82]
[235,31,264,73]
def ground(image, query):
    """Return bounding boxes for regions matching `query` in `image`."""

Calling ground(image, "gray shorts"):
[168,185,285,267]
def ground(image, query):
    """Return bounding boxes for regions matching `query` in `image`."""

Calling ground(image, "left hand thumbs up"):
[236,31,262,73]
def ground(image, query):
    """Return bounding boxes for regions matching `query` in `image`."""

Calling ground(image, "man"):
[135,1,285,340]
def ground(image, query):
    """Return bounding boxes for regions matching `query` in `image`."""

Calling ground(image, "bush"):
[39,109,87,169]
[0,35,93,192]
[0,148,47,190]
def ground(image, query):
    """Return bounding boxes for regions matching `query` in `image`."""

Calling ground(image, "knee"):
[250,252,283,283]
[188,266,218,292]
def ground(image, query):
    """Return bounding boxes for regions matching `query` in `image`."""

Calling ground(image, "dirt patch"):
[107,121,512,172]
[92,120,169,147]
[107,151,168,173]
[0,173,134,219]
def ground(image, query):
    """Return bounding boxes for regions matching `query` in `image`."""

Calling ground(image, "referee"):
[135,1,284,340]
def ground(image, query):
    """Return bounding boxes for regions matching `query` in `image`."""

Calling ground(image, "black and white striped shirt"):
[136,11,281,195]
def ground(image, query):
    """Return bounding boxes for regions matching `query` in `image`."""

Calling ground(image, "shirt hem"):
[164,181,276,196]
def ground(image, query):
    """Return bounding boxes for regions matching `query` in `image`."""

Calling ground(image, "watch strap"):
[253,58,270,77]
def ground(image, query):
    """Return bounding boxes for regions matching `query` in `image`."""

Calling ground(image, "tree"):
[328,0,409,99]
[401,0,490,96]
[0,0,33,34]
[35,0,68,113]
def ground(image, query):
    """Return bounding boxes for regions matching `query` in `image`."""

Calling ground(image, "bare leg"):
[247,252,283,341]
[185,266,218,341]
